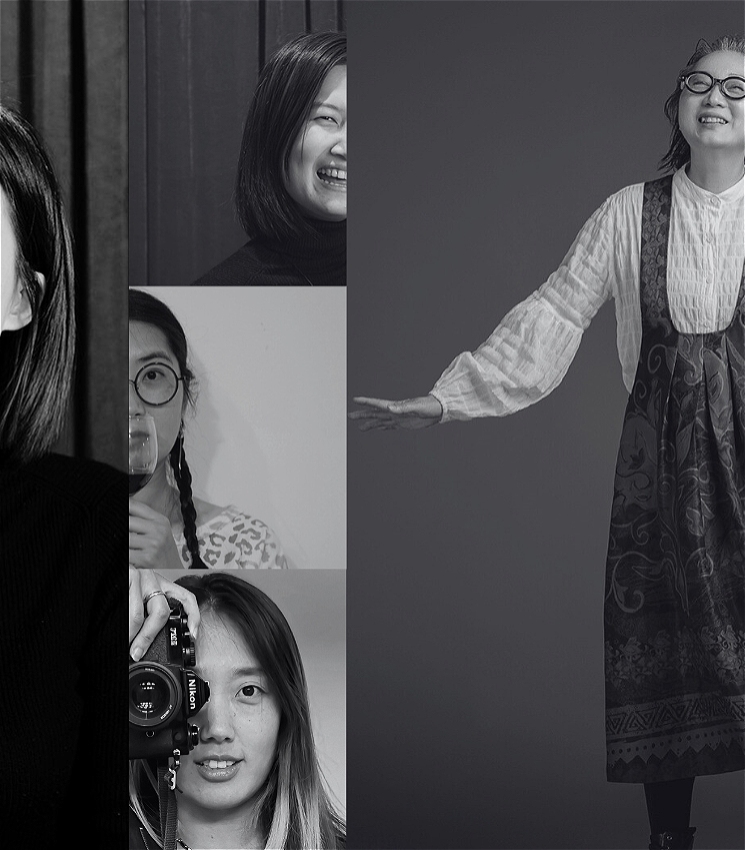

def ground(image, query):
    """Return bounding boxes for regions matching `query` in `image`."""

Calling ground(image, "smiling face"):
[128,321,184,468]
[678,50,745,163]
[177,612,282,819]
[284,64,347,221]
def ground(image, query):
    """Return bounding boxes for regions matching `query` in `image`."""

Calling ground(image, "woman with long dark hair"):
[351,36,745,850]
[0,103,197,842]
[130,572,345,849]
[194,31,346,287]
[129,288,287,571]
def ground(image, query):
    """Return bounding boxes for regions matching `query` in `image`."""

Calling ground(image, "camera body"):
[129,600,210,760]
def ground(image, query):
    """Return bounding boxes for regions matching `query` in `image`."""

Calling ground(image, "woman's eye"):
[238,684,263,700]
[316,115,338,124]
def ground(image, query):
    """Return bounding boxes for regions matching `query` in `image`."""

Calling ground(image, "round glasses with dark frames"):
[679,71,745,100]
[129,362,184,406]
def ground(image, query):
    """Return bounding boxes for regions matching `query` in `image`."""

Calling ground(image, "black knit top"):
[192,219,346,286]
[0,453,126,844]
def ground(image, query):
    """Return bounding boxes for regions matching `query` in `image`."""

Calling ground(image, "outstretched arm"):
[351,191,626,429]
[349,394,443,431]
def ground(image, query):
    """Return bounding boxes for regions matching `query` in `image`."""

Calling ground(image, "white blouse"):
[430,167,745,422]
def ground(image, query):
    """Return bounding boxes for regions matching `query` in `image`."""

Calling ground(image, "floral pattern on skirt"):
[604,176,745,782]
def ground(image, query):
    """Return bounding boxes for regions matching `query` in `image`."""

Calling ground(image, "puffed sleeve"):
[431,192,624,421]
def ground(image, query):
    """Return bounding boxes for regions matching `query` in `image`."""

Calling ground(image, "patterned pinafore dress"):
[604,176,745,783]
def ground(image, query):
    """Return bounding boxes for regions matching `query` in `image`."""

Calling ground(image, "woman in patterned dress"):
[351,36,744,850]
[128,288,287,571]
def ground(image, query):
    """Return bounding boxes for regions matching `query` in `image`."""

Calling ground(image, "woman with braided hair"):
[128,288,287,570]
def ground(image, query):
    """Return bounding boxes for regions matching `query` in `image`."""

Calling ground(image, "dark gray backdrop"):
[347,2,744,848]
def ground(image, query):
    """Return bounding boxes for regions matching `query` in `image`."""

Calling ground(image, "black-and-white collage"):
[1,1,743,848]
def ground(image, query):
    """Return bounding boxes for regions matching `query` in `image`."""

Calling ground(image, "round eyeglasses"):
[129,362,184,406]
[679,71,745,100]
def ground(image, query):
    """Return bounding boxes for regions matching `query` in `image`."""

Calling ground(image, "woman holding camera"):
[128,288,287,575]
[193,31,346,287]
[130,572,345,850]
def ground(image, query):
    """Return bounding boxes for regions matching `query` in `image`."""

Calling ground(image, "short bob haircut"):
[659,35,745,173]
[235,31,346,243]
[130,573,346,849]
[0,105,75,466]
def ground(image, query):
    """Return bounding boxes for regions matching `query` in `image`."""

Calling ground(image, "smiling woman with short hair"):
[194,32,347,287]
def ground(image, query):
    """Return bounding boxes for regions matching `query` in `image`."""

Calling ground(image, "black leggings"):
[644,777,696,832]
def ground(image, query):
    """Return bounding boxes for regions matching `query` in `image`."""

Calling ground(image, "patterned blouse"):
[431,166,744,420]
[172,505,288,569]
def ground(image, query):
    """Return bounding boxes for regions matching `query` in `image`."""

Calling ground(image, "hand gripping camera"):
[129,600,210,761]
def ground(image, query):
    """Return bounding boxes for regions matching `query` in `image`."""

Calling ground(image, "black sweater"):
[193,220,346,286]
[0,453,126,845]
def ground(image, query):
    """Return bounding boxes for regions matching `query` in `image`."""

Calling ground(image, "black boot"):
[648,827,696,849]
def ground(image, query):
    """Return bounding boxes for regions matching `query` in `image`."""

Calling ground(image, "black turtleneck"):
[192,219,346,286]
[0,453,127,844]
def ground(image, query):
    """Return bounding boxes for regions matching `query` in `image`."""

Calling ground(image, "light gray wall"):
[139,287,346,570]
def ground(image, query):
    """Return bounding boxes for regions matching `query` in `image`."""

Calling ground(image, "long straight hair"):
[130,573,345,849]
[659,35,745,173]
[0,105,75,466]
[235,31,347,243]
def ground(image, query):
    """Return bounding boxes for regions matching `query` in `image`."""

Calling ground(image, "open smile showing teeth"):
[317,167,347,186]
[698,116,727,124]
[199,759,237,769]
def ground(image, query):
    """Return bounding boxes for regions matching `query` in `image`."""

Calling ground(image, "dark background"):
[129,0,346,288]
[347,2,744,848]
[0,0,127,469]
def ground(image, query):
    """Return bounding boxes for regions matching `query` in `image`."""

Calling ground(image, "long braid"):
[170,431,207,569]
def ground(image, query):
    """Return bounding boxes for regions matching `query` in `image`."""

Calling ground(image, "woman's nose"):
[198,696,235,743]
[330,126,346,158]
[704,81,727,106]
[128,381,146,415]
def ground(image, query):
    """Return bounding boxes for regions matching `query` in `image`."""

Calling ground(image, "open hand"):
[349,395,443,431]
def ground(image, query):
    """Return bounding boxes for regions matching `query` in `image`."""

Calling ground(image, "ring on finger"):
[143,590,167,606]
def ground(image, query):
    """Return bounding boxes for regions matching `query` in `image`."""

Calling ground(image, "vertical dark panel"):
[264,0,307,56]
[0,1,23,105]
[81,0,127,468]
[129,0,148,289]
[308,0,344,32]
[144,0,257,286]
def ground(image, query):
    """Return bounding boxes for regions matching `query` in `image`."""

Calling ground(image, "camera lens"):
[129,663,180,727]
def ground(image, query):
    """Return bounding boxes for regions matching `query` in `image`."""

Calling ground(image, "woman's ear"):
[3,271,43,331]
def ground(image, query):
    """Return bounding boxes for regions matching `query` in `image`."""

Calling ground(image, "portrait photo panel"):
[347,2,745,849]
[132,286,346,571]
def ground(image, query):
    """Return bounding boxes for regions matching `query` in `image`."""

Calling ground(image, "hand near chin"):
[349,394,443,431]
[129,499,183,571]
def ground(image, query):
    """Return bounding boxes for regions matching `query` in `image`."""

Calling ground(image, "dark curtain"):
[129,0,346,287]
[0,0,127,471]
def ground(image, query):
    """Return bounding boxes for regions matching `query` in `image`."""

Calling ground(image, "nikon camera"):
[129,599,210,760]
